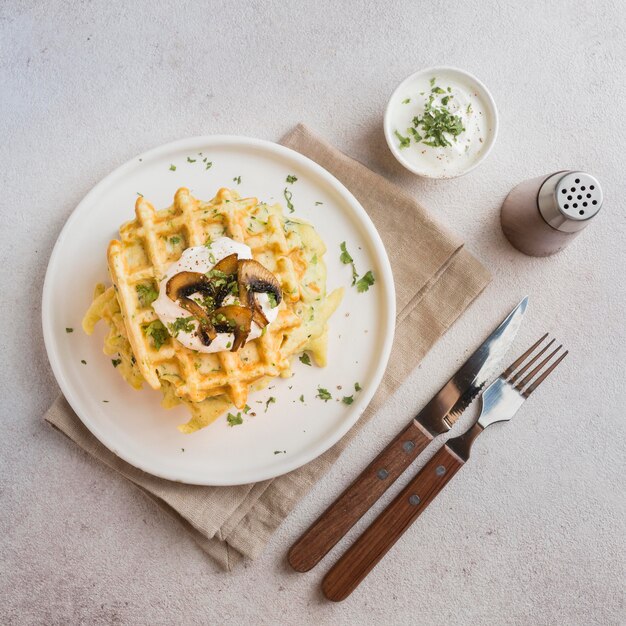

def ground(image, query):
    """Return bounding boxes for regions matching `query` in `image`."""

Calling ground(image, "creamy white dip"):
[386,69,496,178]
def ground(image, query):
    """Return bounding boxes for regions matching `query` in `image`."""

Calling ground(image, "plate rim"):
[42,134,396,485]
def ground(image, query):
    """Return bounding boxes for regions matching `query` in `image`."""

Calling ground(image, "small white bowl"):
[384,66,499,179]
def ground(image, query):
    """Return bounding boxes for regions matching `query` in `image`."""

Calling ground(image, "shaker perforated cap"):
[538,171,603,233]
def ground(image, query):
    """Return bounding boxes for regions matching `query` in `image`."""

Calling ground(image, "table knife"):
[288,297,528,572]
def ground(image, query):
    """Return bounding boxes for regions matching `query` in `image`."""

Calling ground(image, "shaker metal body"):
[500,171,603,257]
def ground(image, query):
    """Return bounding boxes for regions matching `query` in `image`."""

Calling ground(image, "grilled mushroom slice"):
[211,253,238,276]
[211,305,253,351]
[208,253,239,308]
[237,259,282,328]
[166,271,217,345]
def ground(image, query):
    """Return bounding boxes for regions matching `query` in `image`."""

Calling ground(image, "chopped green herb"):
[283,188,294,213]
[80,359,87,365]
[187,157,196,163]
[136,192,143,197]
[342,395,354,405]
[315,201,323,206]
[441,95,452,106]
[354,382,362,392]
[225,341,232,349]
[316,387,332,402]
[227,412,243,427]
[267,292,278,308]
[102,400,109,403]
[274,450,286,455]
[136,283,159,308]
[429,77,436,87]
[339,241,353,265]
[402,98,411,104]
[265,396,276,412]
[299,394,304,402]
[394,129,411,149]
[340,242,359,286]
[466,103,472,115]
[111,358,122,368]
[144,320,169,350]
[169,236,181,245]
[169,164,176,171]
[286,174,298,184]
[311,253,318,264]
[243,404,251,414]
[233,175,241,184]
[65,327,74,333]
[299,352,311,366]
[205,161,213,170]
[431,86,445,94]
[356,270,375,293]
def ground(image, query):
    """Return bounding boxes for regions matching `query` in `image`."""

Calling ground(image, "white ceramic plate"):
[42,136,395,485]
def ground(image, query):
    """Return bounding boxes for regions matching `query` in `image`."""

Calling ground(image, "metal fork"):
[322,335,568,602]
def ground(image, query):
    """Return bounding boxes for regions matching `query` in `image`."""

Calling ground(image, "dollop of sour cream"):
[386,70,495,177]
[152,237,278,353]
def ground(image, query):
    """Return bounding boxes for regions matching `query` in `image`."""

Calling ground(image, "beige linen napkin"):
[45,124,491,571]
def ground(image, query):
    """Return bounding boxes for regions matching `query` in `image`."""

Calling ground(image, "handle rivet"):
[402,441,415,453]
[409,495,420,506]
[377,469,389,480]
[435,465,446,476]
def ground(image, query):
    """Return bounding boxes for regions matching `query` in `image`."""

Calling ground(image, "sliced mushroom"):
[237,259,282,328]
[211,305,253,351]
[211,253,238,276]
[166,271,217,345]
[166,271,213,300]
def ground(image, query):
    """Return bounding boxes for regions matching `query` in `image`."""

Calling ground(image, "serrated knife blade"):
[414,296,528,435]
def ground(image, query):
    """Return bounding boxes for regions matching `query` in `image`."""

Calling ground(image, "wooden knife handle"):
[322,444,465,602]
[288,421,433,572]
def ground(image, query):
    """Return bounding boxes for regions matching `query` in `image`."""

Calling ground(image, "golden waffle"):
[106,187,306,409]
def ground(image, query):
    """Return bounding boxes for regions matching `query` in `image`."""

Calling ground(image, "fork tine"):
[509,338,556,384]
[515,344,563,392]
[522,350,568,397]
[502,333,548,380]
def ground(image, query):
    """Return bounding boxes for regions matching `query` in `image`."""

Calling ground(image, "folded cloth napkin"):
[45,124,491,571]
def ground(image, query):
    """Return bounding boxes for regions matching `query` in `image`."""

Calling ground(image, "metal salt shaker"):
[500,171,603,256]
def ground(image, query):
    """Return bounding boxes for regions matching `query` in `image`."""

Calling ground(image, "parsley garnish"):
[265,397,276,412]
[111,358,122,368]
[342,395,354,405]
[402,98,411,104]
[65,327,73,333]
[169,164,176,171]
[205,161,213,170]
[299,395,304,402]
[316,387,332,402]
[137,192,143,197]
[286,174,298,184]
[354,382,362,392]
[394,129,411,149]
[299,353,311,366]
[187,157,196,163]
[243,404,251,414]
[315,201,323,206]
[274,450,286,455]
[283,188,294,213]
[227,412,243,426]
[233,175,241,184]
[340,242,359,286]
[144,320,169,350]
[80,359,87,365]
[267,292,278,308]
[136,283,159,308]
[170,236,181,245]
[356,270,375,293]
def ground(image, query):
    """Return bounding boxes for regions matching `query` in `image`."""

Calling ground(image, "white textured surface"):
[1,1,625,624]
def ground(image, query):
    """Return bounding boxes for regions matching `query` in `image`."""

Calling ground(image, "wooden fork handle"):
[322,444,465,602]
[288,421,433,572]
